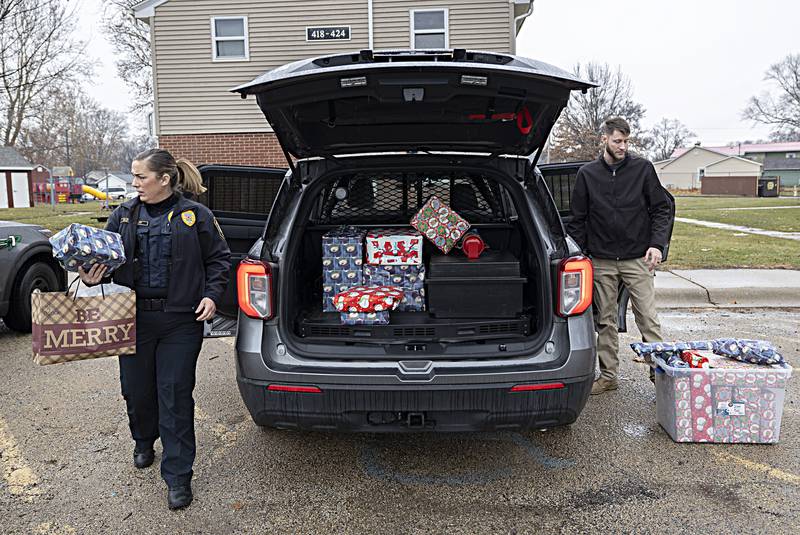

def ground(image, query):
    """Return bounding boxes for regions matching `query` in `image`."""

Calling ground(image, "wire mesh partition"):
[311,172,511,225]
[199,173,282,214]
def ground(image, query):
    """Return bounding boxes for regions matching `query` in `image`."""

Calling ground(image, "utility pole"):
[65,129,71,167]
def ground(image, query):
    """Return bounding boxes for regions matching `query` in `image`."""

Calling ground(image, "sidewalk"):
[655,269,800,308]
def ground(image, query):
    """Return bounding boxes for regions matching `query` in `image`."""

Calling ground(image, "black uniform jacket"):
[104,195,231,312]
[566,154,673,260]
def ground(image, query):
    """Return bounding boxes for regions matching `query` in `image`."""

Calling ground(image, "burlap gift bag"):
[31,286,136,365]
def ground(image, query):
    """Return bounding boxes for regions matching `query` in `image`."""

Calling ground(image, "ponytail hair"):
[134,148,207,195]
[175,158,207,195]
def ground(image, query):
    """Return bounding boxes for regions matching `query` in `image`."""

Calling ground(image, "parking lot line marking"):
[0,417,41,501]
[713,451,800,485]
[195,406,243,458]
[33,522,77,535]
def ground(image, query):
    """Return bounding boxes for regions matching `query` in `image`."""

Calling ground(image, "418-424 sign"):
[306,26,351,41]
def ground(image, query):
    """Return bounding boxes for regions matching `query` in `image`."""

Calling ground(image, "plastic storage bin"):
[426,251,525,318]
[653,356,792,443]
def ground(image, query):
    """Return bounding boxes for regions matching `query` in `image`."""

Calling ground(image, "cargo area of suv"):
[285,167,549,353]
[225,49,600,432]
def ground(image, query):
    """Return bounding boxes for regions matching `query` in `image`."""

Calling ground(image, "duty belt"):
[137,298,167,311]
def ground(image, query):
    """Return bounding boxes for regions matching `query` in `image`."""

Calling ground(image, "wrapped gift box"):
[365,229,423,265]
[322,226,366,257]
[332,286,403,313]
[363,264,426,311]
[50,223,126,273]
[653,356,791,443]
[322,227,366,311]
[340,311,390,325]
[410,196,470,254]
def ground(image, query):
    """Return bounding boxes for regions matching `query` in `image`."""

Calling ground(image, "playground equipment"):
[32,182,83,204]
[81,185,108,200]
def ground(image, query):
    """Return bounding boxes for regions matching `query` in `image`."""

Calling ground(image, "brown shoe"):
[591,378,618,395]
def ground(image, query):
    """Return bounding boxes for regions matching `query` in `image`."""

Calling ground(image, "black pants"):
[119,310,203,488]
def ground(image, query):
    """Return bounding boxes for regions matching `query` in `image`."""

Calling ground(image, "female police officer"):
[79,148,230,510]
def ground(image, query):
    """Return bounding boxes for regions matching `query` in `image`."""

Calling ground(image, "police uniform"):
[104,194,230,489]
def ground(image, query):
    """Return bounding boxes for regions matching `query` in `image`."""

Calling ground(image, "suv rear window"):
[310,172,512,225]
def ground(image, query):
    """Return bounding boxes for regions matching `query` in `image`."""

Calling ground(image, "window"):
[786,153,797,159]
[211,16,249,61]
[410,8,448,49]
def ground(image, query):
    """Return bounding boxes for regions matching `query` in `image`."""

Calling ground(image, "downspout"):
[512,1,535,53]
[367,0,374,50]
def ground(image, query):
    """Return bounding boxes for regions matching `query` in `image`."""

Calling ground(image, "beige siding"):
[657,147,727,190]
[152,0,516,136]
[705,157,762,177]
[153,1,370,135]
[373,0,512,52]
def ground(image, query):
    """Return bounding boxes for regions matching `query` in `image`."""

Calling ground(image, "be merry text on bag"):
[31,288,136,365]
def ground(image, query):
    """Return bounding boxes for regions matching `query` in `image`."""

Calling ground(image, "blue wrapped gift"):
[363,264,426,311]
[340,311,390,325]
[50,223,126,273]
[322,226,366,311]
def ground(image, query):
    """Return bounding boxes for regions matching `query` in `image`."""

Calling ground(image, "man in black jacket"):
[567,117,672,395]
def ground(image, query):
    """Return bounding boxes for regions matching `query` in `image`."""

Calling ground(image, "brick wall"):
[159,133,288,168]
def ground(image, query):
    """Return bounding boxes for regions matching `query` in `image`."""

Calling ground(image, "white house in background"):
[655,145,759,190]
[0,146,34,209]
[704,155,763,178]
[85,171,135,192]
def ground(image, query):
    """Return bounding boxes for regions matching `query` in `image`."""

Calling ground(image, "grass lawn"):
[666,221,800,269]
[674,196,800,233]
[0,202,110,232]
[674,196,800,211]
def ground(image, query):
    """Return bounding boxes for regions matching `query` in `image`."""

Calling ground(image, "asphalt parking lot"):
[1,309,798,534]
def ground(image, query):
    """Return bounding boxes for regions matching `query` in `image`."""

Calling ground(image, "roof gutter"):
[367,0,374,49]
[513,1,535,45]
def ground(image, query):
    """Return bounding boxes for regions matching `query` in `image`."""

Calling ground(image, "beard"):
[604,143,626,163]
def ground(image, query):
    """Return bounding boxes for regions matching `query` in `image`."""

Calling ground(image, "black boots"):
[133,448,155,469]
[167,485,193,510]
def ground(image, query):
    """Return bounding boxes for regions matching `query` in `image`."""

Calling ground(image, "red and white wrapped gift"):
[332,286,404,313]
[365,229,423,266]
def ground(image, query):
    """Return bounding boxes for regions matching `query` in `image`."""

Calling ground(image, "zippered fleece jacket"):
[103,195,231,312]
[566,154,673,260]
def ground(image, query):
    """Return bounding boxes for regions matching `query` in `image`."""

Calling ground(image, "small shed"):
[0,147,34,208]
[700,156,763,197]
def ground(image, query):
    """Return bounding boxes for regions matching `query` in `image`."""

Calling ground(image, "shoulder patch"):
[181,211,196,227]
[212,217,226,240]
[167,210,174,223]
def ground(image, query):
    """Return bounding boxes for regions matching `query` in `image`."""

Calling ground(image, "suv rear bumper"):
[237,373,592,432]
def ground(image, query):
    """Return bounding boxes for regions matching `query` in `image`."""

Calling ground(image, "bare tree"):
[646,118,696,161]
[102,0,152,111]
[743,53,800,141]
[17,85,140,176]
[548,62,647,162]
[0,0,23,25]
[0,0,89,146]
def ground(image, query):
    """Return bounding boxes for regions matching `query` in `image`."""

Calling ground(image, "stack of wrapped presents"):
[363,228,426,312]
[631,339,792,444]
[321,227,366,312]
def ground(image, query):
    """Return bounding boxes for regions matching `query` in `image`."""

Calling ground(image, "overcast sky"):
[517,0,798,145]
[79,0,797,145]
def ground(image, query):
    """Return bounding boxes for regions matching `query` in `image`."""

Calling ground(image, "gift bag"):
[31,283,136,365]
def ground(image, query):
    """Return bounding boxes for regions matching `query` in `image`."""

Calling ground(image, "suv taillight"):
[557,256,593,317]
[237,259,273,319]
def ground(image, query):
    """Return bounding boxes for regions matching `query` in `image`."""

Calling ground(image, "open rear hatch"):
[232,49,595,161]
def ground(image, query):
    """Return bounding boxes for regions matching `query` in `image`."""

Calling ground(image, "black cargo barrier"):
[299,311,530,343]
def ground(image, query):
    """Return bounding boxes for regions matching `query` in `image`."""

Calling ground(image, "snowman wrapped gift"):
[332,286,404,325]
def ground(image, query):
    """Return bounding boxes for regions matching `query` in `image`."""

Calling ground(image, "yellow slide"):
[81,185,108,200]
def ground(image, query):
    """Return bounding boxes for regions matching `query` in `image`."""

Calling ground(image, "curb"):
[655,270,800,309]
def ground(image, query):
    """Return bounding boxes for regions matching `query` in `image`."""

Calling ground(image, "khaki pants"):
[593,257,662,381]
